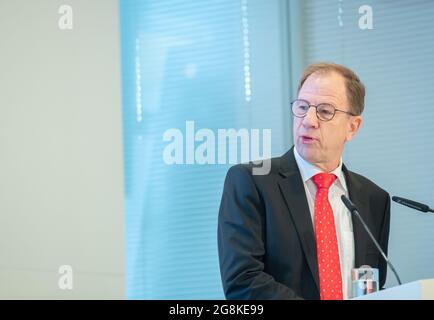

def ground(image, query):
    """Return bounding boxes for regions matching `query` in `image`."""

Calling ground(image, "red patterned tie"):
[312,173,343,300]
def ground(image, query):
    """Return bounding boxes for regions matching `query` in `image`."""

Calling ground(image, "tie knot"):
[312,173,337,190]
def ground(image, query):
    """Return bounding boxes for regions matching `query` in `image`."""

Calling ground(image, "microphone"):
[341,195,402,285]
[392,196,434,213]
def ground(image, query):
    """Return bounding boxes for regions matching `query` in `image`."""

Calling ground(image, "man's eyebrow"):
[318,101,337,106]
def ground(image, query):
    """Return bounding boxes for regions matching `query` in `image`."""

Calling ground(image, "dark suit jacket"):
[217,146,391,300]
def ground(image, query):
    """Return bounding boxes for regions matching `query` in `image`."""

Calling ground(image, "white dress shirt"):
[293,147,355,300]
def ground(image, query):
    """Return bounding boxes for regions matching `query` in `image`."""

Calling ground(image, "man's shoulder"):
[345,169,389,197]
[226,155,284,180]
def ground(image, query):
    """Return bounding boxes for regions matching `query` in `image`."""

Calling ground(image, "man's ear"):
[346,115,362,141]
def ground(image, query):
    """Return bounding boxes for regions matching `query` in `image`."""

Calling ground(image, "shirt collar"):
[293,146,348,192]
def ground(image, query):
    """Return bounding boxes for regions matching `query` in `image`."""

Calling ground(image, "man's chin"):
[297,145,320,163]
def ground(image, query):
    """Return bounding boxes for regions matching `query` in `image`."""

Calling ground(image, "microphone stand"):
[341,195,402,285]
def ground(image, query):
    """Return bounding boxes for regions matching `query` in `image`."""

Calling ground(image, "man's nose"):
[302,106,319,128]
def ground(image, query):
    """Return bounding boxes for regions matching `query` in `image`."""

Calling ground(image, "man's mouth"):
[300,135,317,143]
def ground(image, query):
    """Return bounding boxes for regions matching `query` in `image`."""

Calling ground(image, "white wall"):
[0,0,125,299]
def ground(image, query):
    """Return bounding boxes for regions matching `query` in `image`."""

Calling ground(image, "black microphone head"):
[392,196,430,212]
[341,195,357,213]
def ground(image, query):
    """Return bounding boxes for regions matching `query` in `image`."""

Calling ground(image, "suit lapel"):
[277,147,320,292]
[342,165,373,268]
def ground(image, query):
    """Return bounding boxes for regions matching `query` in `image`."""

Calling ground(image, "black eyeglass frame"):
[290,99,357,121]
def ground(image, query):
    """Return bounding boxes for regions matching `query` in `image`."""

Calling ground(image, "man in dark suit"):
[217,62,390,300]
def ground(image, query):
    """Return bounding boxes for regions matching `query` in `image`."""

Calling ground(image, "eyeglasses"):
[291,99,357,122]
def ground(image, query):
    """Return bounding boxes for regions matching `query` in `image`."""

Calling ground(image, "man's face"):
[293,71,362,171]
